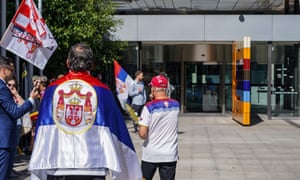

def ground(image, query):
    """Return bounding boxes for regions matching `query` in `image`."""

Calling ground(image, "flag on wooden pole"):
[114,60,135,110]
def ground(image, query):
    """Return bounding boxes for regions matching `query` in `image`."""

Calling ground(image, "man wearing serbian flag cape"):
[29,43,142,180]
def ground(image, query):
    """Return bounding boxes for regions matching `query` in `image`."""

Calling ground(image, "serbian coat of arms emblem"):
[53,80,97,134]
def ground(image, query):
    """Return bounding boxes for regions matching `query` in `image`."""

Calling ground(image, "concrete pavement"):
[12,114,300,180]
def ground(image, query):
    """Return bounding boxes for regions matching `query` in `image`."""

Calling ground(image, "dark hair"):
[135,70,143,77]
[0,56,14,69]
[6,76,17,82]
[6,76,18,90]
[67,43,94,72]
[159,72,167,77]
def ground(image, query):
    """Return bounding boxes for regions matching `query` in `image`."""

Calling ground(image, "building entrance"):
[184,62,221,112]
[123,42,299,117]
[271,45,300,117]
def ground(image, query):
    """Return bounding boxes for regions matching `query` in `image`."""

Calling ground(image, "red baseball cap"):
[149,75,168,88]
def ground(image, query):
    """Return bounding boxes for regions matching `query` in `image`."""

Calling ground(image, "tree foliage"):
[42,0,126,78]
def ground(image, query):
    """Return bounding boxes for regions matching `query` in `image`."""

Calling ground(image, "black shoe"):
[25,150,32,156]
[11,169,22,176]
[133,124,138,133]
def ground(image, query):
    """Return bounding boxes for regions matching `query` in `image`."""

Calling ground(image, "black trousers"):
[131,104,143,116]
[47,175,105,180]
[142,161,177,180]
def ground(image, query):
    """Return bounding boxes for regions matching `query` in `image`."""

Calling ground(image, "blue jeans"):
[142,161,177,180]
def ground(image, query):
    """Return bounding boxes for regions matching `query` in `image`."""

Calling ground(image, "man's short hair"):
[135,70,143,77]
[0,56,14,69]
[68,42,94,72]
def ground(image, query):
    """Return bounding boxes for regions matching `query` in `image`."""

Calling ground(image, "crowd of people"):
[0,42,179,180]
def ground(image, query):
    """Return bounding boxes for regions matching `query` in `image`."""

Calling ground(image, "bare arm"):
[138,125,148,139]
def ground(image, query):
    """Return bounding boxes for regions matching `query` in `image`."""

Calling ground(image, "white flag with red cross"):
[0,0,57,70]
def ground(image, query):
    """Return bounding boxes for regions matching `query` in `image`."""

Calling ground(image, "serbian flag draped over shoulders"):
[0,0,57,70]
[114,60,134,110]
[29,72,142,180]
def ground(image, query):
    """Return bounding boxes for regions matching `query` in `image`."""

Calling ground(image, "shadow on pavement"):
[11,154,31,180]
[232,113,264,126]
[250,113,264,126]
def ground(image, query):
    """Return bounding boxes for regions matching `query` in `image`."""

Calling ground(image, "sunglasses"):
[7,83,16,88]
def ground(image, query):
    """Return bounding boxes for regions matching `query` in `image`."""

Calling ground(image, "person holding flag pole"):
[138,75,180,180]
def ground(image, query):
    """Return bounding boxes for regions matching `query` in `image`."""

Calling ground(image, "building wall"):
[113,15,300,42]
[114,15,300,117]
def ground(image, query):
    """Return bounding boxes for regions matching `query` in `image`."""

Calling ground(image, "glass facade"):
[185,63,221,112]
[271,44,300,117]
[121,42,299,117]
[112,1,300,118]
[251,44,269,113]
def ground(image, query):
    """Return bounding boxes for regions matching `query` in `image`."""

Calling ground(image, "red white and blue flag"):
[0,0,57,70]
[114,60,134,110]
[29,71,142,180]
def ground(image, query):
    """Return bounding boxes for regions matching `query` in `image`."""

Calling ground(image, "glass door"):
[271,45,300,117]
[184,62,221,112]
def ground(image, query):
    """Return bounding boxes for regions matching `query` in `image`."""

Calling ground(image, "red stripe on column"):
[243,59,250,70]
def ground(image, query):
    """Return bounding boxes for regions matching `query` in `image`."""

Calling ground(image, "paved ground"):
[12,114,300,180]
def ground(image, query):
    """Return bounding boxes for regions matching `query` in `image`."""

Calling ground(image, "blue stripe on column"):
[237,80,250,91]
[236,90,250,102]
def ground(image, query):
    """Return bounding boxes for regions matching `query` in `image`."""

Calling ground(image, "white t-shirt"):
[139,98,180,163]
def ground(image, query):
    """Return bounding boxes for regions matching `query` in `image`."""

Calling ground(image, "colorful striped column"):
[232,36,251,125]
